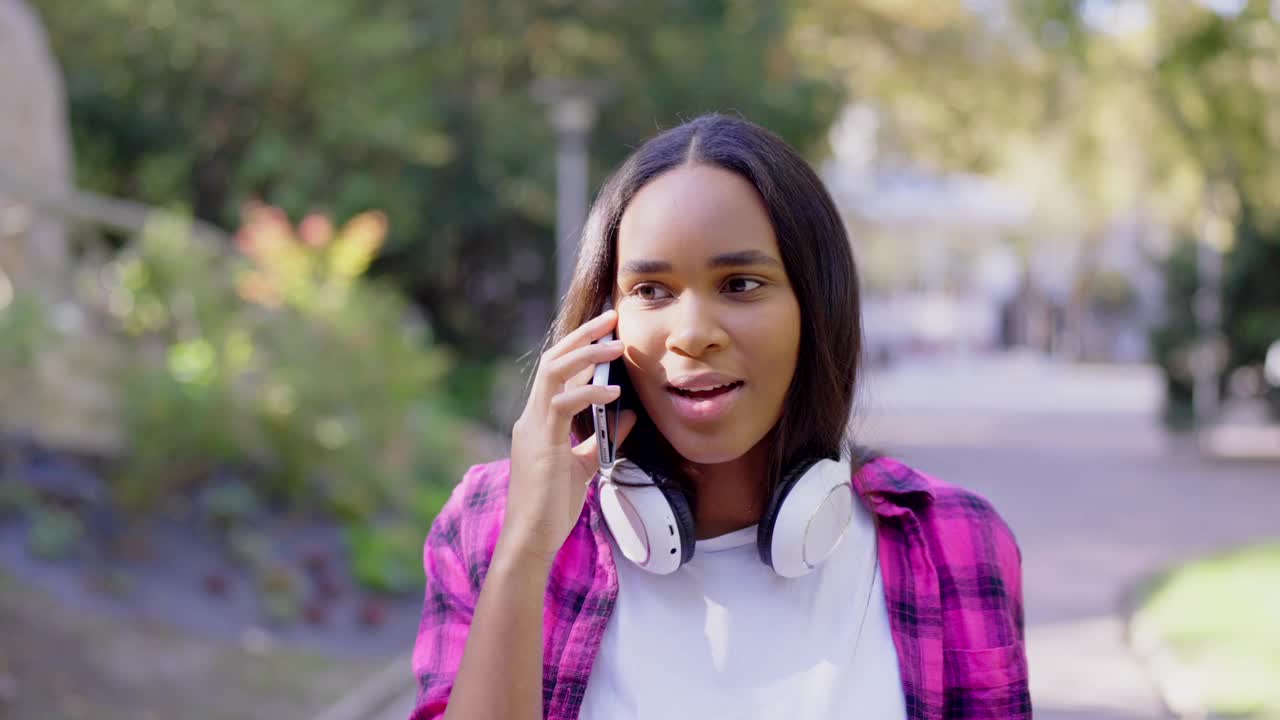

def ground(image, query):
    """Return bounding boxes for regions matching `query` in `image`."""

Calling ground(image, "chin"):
[660,425,760,466]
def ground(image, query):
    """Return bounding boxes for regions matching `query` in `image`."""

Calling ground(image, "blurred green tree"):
[796,0,1280,418]
[35,0,846,370]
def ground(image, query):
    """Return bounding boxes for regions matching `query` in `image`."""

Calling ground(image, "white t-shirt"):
[579,494,907,720]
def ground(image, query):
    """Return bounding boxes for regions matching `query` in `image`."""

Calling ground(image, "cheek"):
[740,304,801,371]
[617,313,663,351]
[616,318,664,384]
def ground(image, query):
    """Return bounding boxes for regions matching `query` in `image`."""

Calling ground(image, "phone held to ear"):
[591,302,618,470]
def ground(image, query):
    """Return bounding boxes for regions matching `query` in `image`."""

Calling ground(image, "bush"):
[0,291,46,372]
[84,206,463,524]
[1150,238,1199,429]
[27,506,85,561]
[344,522,423,595]
[1224,216,1280,420]
[1152,213,1280,427]
[0,290,49,434]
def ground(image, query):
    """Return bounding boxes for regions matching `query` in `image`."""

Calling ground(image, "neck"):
[687,437,772,540]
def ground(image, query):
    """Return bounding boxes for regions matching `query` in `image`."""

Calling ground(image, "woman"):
[410,114,1029,720]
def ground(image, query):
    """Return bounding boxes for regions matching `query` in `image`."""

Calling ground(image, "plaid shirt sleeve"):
[859,456,1030,720]
[927,482,1030,719]
[408,460,510,720]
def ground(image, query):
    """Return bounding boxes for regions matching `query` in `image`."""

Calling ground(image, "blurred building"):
[821,103,1164,366]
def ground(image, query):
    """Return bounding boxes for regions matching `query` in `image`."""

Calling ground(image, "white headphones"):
[586,303,856,578]
[595,453,857,578]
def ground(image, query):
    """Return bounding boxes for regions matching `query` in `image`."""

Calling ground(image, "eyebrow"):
[618,250,783,275]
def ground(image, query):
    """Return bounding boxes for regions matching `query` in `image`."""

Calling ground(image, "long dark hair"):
[545,113,866,503]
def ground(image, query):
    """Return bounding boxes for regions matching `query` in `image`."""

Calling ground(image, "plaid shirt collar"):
[852,453,936,517]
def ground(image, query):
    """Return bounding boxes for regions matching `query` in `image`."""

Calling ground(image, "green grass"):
[1136,542,1280,719]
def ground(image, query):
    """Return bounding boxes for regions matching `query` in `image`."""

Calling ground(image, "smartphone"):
[591,302,618,470]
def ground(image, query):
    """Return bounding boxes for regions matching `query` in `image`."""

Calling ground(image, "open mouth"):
[667,381,745,399]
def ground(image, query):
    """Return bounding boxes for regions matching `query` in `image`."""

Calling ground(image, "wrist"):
[492,529,558,579]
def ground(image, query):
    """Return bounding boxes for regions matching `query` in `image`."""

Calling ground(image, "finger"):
[565,361,597,390]
[544,308,617,364]
[571,408,638,462]
[530,312,619,409]
[546,384,621,439]
[543,340,623,388]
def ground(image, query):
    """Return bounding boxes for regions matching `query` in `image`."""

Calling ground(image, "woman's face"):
[613,163,802,465]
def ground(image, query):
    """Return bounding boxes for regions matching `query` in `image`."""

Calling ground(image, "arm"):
[408,465,552,720]
[438,539,553,720]
[412,307,632,719]
[936,490,1031,719]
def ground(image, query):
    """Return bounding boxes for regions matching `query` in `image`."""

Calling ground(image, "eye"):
[724,277,764,294]
[631,283,673,302]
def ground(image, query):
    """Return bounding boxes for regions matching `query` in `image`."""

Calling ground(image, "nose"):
[665,293,729,358]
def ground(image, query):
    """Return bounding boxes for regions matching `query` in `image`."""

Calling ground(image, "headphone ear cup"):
[598,459,694,575]
[658,484,696,566]
[756,459,817,571]
[758,457,855,578]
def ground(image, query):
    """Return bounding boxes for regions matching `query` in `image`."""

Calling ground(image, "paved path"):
[359,354,1280,720]
[859,354,1280,718]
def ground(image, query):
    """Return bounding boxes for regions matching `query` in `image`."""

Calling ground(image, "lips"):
[669,381,744,399]
[666,371,743,392]
[665,380,745,422]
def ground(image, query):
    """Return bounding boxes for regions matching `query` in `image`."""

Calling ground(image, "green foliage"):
[344,522,422,595]
[36,0,847,361]
[438,359,499,421]
[257,563,304,625]
[0,291,50,432]
[410,482,456,530]
[0,292,46,372]
[0,480,35,521]
[1088,270,1139,317]
[1225,216,1280,366]
[1225,215,1280,418]
[797,0,1280,419]
[228,528,275,571]
[27,506,84,561]
[78,208,463,520]
[5,206,466,593]
[199,481,262,531]
[1149,238,1200,428]
[1135,542,1280,717]
[114,355,243,509]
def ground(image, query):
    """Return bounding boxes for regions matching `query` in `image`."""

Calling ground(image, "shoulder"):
[862,456,1025,646]
[925,470,1023,583]
[862,455,1022,571]
[929,474,1020,563]
[424,459,512,590]
[440,458,512,518]
[868,459,1031,714]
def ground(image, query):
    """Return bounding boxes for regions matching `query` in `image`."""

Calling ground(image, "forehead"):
[616,164,779,267]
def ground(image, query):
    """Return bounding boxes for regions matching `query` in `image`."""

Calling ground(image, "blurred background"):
[0,0,1277,718]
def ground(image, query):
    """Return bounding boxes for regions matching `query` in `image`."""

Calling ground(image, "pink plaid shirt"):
[409,455,1029,719]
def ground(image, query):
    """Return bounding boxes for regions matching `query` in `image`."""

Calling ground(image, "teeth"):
[678,381,737,392]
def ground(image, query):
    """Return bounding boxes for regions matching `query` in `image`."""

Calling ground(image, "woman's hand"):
[500,307,638,567]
